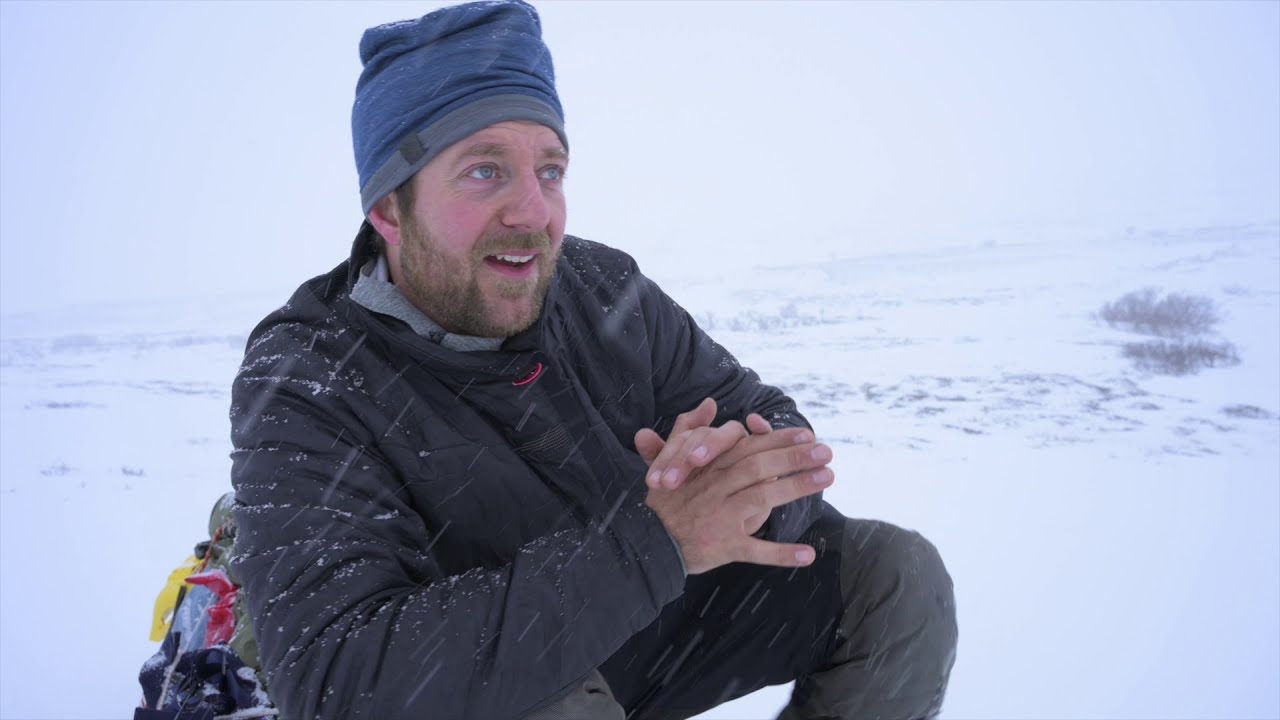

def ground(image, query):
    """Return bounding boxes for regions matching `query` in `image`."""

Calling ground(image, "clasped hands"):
[634,398,834,575]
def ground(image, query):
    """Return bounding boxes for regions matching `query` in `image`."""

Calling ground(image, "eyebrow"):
[455,143,568,161]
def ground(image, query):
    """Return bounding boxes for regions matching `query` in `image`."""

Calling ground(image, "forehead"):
[442,121,566,162]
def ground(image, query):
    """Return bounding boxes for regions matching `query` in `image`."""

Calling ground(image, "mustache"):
[474,230,552,257]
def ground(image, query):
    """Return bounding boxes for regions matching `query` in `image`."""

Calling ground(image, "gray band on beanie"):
[359,93,567,216]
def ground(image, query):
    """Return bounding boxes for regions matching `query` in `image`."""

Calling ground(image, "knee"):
[837,519,957,657]
[845,520,952,602]
[787,520,957,718]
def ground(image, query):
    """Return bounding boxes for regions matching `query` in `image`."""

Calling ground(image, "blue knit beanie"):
[352,0,566,216]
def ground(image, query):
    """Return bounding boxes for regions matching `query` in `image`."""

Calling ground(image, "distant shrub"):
[49,333,101,353]
[1099,288,1220,338]
[697,302,829,333]
[1100,288,1242,375]
[1120,339,1240,376]
[1222,404,1270,420]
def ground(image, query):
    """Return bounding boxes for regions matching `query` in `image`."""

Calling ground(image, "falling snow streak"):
[380,522,454,579]
[660,629,705,686]
[596,490,630,535]
[321,446,365,504]
[729,579,765,621]
[372,364,411,398]
[516,611,542,643]
[515,401,537,432]
[329,332,368,378]
[381,397,415,439]
[535,600,592,662]
[403,659,445,707]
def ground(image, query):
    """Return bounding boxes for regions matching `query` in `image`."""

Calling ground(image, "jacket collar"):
[342,221,558,360]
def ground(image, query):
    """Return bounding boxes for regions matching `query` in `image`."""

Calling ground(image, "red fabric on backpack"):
[185,569,240,646]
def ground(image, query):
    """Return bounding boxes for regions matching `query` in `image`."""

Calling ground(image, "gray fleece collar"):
[350,253,503,353]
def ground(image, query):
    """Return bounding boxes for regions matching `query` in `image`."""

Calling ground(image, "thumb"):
[634,428,665,464]
[675,397,718,435]
[745,413,773,435]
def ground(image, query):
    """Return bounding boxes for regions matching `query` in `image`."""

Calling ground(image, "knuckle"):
[715,426,744,449]
[767,482,794,509]
[742,486,771,513]
[732,485,757,507]
[762,476,793,504]
[750,432,781,451]
[792,445,815,468]
[743,453,768,477]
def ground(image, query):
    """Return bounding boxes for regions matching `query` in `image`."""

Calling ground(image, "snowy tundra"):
[1,223,1277,719]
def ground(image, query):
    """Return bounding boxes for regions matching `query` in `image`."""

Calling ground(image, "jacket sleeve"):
[633,267,823,543]
[228,328,686,720]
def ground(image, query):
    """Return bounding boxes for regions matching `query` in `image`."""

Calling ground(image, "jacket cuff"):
[607,499,687,607]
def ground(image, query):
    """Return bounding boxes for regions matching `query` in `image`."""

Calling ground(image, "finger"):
[672,397,717,436]
[735,537,817,568]
[730,467,833,517]
[711,426,815,471]
[682,420,750,471]
[653,422,746,489]
[656,415,788,488]
[644,398,718,487]
[634,428,665,465]
[645,427,697,487]
[745,413,773,435]
[722,443,833,495]
[743,510,769,536]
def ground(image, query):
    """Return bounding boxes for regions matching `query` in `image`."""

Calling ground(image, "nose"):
[499,170,552,231]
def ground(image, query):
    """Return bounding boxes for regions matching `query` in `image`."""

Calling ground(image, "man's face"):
[385,120,568,338]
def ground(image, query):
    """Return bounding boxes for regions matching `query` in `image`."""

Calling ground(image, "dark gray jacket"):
[229,225,818,720]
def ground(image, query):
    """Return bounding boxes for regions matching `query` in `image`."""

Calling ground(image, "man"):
[229,2,957,719]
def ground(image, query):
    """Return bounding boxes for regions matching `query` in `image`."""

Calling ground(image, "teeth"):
[495,254,534,264]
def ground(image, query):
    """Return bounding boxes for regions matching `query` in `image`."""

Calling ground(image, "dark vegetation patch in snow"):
[1100,288,1220,338]
[24,400,106,410]
[1221,404,1273,420]
[0,333,245,368]
[39,463,76,476]
[1098,288,1241,375]
[696,301,842,333]
[1121,340,1241,376]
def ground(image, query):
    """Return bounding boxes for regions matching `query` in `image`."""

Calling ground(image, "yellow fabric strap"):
[150,555,201,641]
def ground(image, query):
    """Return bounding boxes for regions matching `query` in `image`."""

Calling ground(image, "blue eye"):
[468,166,497,180]
[541,166,565,181]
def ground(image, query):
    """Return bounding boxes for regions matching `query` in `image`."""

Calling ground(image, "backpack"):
[135,492,277,720]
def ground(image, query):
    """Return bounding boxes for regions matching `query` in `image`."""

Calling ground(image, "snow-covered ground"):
[1,223,1277,719]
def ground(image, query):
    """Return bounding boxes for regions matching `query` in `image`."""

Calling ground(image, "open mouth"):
[484,253,539,277]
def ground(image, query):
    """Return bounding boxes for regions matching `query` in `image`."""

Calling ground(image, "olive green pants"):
[527,505,958,720]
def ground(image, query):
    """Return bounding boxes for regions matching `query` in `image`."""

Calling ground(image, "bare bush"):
[1222,404,1271,420]
[1121,340,1240,376]
[1099,288,1220,338]
[697,302,829,333]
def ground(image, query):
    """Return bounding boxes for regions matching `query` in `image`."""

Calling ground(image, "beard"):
[395,217,560,338]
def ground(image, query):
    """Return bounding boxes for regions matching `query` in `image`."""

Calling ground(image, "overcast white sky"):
[1,0,1277,315]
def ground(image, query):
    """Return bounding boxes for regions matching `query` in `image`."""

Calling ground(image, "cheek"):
[547,195,568,236]
[424,206,490,252]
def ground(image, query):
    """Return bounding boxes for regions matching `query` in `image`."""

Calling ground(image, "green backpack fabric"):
[134,492,275,719]
[202,492,262,681]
